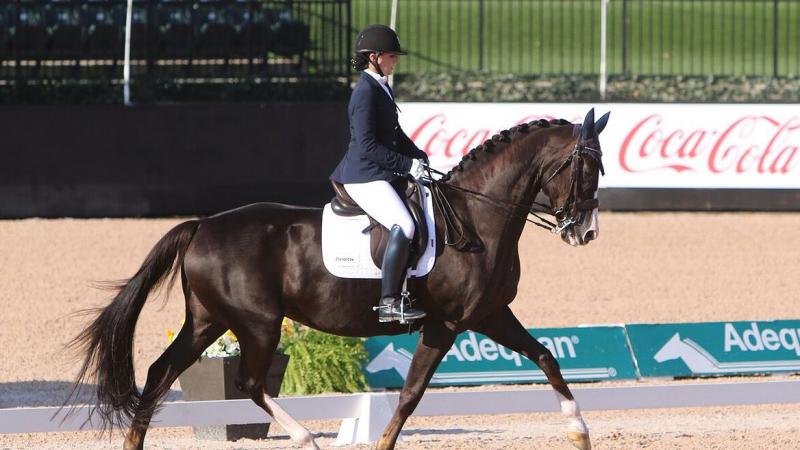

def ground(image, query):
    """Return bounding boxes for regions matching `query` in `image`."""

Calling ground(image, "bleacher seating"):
[0,31,9,59]
[0,0,319,80]
[0,6,11,59]
[160,22,195,58]
[197,23,238,58]
[87,24,121,59]
[269,18,309,58]
[83,4,123,59]
[13,25,48,58]
[49,24,84,59]
[130,22,148,58]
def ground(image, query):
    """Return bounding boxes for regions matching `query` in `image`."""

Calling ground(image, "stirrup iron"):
[373,278,424,324]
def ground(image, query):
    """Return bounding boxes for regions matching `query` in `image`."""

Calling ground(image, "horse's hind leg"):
[123,297,225,450]
[377,319,456,450]
[472,306,591,450]
[236,316,319,450]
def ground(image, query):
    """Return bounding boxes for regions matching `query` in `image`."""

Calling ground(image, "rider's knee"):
[396,217,414,240]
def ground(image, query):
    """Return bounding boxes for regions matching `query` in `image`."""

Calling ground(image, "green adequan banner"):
[628,320,800,378]
[363,326,637,388]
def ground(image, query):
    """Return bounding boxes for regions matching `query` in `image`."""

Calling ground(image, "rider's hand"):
[409,158,426,180]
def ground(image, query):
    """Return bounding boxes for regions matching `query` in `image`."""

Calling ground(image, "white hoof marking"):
[556,392,589,435]
[263,393,319,449]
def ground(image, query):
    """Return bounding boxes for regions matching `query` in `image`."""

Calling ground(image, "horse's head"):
[540,109,609,247]
[365,343,413,373]
[654,333,685,363]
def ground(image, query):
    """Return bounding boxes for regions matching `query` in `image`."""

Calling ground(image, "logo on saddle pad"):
[321,186,436,279]
[629,321,800,377]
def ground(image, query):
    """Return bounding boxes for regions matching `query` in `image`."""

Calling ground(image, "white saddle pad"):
[322,185,436,279]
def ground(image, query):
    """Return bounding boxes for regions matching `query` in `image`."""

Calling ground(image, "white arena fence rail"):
[2,380,800,444]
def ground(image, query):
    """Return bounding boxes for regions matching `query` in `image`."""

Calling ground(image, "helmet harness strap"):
[369,51,385,77]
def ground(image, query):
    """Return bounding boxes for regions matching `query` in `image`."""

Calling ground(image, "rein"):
[423,142,604,247]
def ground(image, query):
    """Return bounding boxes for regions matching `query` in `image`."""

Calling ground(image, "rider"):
[330,24,428,323]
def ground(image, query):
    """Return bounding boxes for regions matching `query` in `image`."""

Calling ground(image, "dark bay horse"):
[69,109,609,450]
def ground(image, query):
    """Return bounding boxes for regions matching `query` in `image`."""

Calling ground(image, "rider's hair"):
[351,52,370,71]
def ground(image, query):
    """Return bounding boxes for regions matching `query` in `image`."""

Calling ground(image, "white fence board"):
[2,380,799,442]
[0,395,363,434]
[415,380,800,416]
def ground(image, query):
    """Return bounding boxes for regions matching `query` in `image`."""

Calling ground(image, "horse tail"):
[64,219,200,430]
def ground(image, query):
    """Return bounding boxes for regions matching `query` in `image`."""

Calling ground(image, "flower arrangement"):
[166,323,242,358]
[202,330,241,358]
[166,318,369,395]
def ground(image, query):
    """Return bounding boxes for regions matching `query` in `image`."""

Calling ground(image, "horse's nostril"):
[583,230,596,242]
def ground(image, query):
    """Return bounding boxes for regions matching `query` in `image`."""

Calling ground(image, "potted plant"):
[169,320,370,440]
[170,328,290,441]
[279,321,369,395]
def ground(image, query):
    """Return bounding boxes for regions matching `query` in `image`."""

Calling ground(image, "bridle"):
[424,141,604,248]
[533,143,605,234]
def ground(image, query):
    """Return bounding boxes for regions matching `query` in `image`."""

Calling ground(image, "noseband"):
[532,143,604,233]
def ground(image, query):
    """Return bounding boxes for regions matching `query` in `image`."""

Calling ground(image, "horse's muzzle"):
[561,209,599,247]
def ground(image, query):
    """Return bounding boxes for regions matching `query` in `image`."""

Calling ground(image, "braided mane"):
[441,118,572,182]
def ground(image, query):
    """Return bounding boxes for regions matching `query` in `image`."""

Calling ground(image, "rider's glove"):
[409,158,426,180]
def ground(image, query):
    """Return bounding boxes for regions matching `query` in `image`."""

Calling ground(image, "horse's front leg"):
[472,306,591,450]
[376,319,456,450]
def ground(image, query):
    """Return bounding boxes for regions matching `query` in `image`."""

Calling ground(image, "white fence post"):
[123,0,134,105]
[335,393,397,445]
[599,0,609,100]
[388,0,399,89]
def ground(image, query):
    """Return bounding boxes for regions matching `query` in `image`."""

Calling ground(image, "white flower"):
[200,333,241,358]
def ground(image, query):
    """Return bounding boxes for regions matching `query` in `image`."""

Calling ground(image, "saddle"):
[330,179,429,270]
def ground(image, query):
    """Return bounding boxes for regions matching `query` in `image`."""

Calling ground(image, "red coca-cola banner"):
[398,103,800,189]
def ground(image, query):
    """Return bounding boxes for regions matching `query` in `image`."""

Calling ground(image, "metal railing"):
[2,0,797,99]
[353,0,800,77]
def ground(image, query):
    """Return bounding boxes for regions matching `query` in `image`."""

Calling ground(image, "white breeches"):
[344,180,415,240]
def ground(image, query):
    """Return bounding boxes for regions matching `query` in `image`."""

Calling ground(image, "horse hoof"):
[566,431,591,450]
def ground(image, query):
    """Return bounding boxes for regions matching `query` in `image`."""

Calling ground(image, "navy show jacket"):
[330,72,428,184]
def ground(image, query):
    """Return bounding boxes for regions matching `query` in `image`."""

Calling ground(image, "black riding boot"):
[377,225,426,323]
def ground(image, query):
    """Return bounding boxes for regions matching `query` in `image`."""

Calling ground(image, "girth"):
[330,179,429,269]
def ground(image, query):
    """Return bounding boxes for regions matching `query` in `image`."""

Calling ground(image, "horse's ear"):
[595,111,610,135]
[581,108,595,140]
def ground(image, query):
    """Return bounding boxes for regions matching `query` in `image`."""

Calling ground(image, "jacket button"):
[392,140,397,145]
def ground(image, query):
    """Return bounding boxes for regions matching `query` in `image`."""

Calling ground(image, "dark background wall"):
[0,103,349,218]
[1,104,797,218]
[600,189,800,212]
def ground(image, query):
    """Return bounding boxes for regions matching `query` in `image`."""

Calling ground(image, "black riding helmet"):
[355,24,408,55]
[352,25,407,75]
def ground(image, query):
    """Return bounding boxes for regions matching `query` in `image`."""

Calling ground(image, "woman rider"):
[330,24,427,323]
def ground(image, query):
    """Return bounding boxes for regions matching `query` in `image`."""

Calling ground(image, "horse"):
[67,108,609,450]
